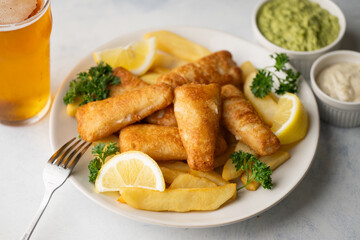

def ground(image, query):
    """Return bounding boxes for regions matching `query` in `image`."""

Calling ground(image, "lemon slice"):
[93,37,156,75]
[95,151,165,192]
[271,93,309,145]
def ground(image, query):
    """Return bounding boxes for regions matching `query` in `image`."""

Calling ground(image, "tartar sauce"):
[316,62,360,102]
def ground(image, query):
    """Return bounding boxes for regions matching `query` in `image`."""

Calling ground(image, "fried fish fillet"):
[174,83,221,171]
[221,84,280,156]
[110,67,149,97]
[120,124,186,161]
[76,84,173,142]
[144,105,177,127]
[157,51,242,88]
[119,124,228,161]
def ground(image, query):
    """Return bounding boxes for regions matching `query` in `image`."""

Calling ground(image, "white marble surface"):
[1,0,359,239]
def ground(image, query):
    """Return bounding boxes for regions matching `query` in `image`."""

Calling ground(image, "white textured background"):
[1,0,359,239]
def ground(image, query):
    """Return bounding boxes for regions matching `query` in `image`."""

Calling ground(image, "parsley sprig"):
[63,62,120,106]
[251,53,300,98]
[88,142,119,183]
[230,151,273,190]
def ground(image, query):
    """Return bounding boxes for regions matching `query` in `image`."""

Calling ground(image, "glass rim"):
[0,0,50,31]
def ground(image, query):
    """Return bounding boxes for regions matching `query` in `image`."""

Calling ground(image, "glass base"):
[0,96,52,126]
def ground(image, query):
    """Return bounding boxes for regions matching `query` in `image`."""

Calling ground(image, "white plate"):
[49,26,320,228]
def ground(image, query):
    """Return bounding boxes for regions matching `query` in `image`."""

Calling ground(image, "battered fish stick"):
[76,84,173,142]
[119,124,186,161]
[119,124,228,161]
[157,51,242,88]
[221,84,280,156]
[174,84,221,171]
[145,105,177,127]
[110,67,149,97]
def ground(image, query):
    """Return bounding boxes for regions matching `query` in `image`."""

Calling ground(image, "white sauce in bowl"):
[316,62,360,102]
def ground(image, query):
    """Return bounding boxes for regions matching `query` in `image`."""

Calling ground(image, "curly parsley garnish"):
[63,62,120,106]
[230,151,273,190]
[251,53,300,98]
[88,142,119,183]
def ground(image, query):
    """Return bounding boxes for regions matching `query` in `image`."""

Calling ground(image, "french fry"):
[151,67,171,74]
[144,30,211,62]
[240,151,291,191]
[222,159,242,181]
[120,184,236,212]
[189,169,228,186]
[261,151,291,170]
[244,72,278,126]
[169,173,217,189]
[235,141,257,155]
[214,141,236,168]
[222,141,257,181]
[151,51,188,70]
[160,167,184,184]
[157,161,190,173]
[66,97,82,117]
[140,72,162,85]
[240,61,257,80]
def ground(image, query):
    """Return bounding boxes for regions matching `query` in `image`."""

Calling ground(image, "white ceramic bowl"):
[253,0,346,80]
[310,50,360,127]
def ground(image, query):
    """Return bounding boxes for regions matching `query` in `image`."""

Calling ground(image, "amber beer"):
[0,0,52,124]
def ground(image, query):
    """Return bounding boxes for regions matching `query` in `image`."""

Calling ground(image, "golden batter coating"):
[75,84,173,142]
[157,51,242,88]
[221,84,280,156]
[174,83,221,171]
[110,67,149,97]
[144,105,177,127]
[119,124,186,161]
[119,124,228,161]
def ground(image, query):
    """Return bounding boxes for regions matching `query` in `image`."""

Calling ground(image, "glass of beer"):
[0,0,52,125]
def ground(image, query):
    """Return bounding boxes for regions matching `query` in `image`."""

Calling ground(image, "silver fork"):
[21,137,92,240]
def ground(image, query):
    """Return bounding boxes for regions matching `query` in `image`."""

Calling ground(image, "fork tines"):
[48,138,92,170]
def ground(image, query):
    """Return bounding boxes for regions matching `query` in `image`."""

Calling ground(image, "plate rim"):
[49,26,320,228]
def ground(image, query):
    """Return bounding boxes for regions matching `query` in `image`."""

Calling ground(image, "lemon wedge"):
[93,37,156,76]
[271,93,309,145]
[95,151,165,192]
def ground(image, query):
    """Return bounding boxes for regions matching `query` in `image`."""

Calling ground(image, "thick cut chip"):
[144,31,211,62]
[141,72,163,85]
[214,141,236,168]
[151,51,189,70]
[120,184,236,212]
[169,173,217,189]
[157,161,190,173]
[240,61,257,80]
[240,151,290,191]
[222,142,257,181]
[189,169,229,186]
[160,167,184,184]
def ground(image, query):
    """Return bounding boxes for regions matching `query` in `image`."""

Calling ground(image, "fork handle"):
[21,189,54,240]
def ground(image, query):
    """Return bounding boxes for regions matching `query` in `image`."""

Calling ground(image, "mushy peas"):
[257,0,340,51]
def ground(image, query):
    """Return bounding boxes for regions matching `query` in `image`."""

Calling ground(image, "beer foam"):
[0,0,38,24]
